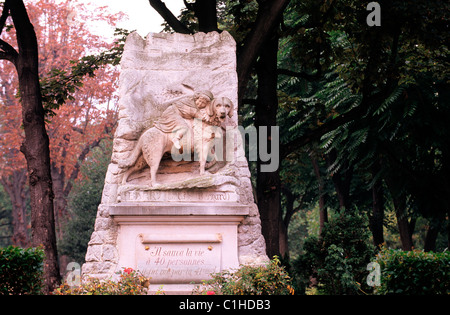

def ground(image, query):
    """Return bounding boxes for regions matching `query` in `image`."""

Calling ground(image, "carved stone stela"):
[82,31,268,293]
[136,233,222,284]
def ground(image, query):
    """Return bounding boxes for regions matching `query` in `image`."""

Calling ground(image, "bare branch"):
[0,1,10,35]
[71,126,84,134]
[183,0,194,11]
[0,50,11,62]
[237,0,290,103]
[0,38,18,65]
[63,136,103,197]
[148,0,191,34]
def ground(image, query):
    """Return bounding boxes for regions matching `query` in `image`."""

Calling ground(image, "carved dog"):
[119,97,233,186]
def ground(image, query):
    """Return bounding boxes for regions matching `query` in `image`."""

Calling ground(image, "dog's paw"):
[150,181,161,188]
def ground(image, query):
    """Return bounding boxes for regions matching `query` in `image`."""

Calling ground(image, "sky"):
[73,0,185,38]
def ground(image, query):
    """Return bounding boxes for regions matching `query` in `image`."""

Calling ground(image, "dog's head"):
[209,97,234,122]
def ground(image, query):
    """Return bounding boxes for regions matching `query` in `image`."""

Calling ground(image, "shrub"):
[53,268,149,295]
[194,256,295,295]
[0,246,45,295]
[293,211,375,295]
[374,248,450,295]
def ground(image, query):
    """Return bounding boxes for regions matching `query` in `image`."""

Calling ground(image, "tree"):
[0,170,29,247]
[0,182,13,247]
[294,211,375,294]
[0,21,29,247]
[1,0,123,292]
[58,139,112,264]
[152,0,290,257]
[275,0,449,250]
[28,1,121,238]
[145,0,450,259]
[0,0,60,292]
[1,0,122,244]
[255,32,283,258]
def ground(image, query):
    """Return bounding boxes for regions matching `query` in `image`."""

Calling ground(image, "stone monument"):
[82,31,268,294]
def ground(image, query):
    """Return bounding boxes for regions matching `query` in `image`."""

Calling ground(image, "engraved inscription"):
[137,244,220,283]
[121,190,237,202]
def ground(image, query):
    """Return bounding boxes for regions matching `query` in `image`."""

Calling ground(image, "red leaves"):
[1,0,119,181]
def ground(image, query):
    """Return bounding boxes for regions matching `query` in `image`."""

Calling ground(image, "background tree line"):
[1,0,449,293]
[157,0,449,254]
[0,0,122,292]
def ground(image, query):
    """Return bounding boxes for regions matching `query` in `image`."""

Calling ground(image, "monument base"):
[148,284,197,295]
[110,202,248,294]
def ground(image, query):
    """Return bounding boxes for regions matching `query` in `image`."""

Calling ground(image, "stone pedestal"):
[82,31,269,294]
[110,203,247,294]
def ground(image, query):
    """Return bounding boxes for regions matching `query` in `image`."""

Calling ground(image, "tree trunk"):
[281,187,302,258]
[281,189,294,256]
[369,162,384,247]
[447,208,450,251]
[255,33,282,258]
[424,219,441,252]
[326,150,353,211]
[0,171,30,247]
[51,164,68,239]
[385,174,413,250]
[237,0,290,104]
[393,197,413,250]
[7,0,60,293]
[311,155,327,235]
[192,0,218,33]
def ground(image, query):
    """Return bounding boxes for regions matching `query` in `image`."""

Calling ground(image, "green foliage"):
[293,211,375,294]
[374,248,450,295]
[0,246,44,295]
[0,184,12,247]
[53,268,149,295]
[40,28,129,119]
[195,257,295,295]
[220,0,258,43]
[58,139,112,263]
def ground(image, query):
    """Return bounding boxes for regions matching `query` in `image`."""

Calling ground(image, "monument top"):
[112,30,246,194]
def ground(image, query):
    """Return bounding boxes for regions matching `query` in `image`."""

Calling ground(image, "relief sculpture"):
[118,90,234,187]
